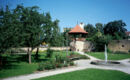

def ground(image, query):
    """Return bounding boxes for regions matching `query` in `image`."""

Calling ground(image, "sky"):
[0,0,130,31]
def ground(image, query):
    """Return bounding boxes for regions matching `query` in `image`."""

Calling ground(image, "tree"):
[87,31,112,51]
[0,5,25,66]
[103,20,127,40]
[0,5,46,64]
[95,23,104,33]
[42,13,63,47]
[0,5,21,53]
[84,24,97,38]
[19,5,45,64]
[62,29,71,46]
[0,5,65,64]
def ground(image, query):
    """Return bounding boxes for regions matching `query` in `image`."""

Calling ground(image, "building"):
[63,28,72,32]
[69,23,94,52]
[126,31,130,40]
[69,23,88,41]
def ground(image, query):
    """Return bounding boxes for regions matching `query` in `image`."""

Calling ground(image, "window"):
[122,45,124,47]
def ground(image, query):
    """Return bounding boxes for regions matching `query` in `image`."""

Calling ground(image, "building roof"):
[69,25,88,34]
[125,31,130,35]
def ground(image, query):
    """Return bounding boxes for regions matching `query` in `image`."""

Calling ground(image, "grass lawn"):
[0,62,38,78]
[0,51,81,79]
[86,52,130,60]
[33,68,130,80]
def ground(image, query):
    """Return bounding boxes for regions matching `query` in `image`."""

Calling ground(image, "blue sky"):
[0,0,130,31]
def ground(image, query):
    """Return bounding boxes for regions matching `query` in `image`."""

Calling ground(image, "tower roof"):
[69,25,88,34]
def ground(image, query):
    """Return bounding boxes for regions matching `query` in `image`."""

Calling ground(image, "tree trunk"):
[28,48,33,64]
[29,50,31,64]
[35,47,39,59]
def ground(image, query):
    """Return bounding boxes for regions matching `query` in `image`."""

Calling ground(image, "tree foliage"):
[103,20,127,40]
[0,5,62,64]
[85,20,127,51]
[84,24,97,38]
[95,23,104,33]
[86,31,112,51]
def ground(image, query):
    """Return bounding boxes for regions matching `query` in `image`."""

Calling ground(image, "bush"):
[46,48,53,58]
[37,60,56,71]
[64,57,70,63]
[55,54,70,63]
[80,55,90,59]
[37,62,45,71]
[49,59,56,69]
[113,51,128,54]
[31,56,35,62]
[107,48,113,53]
[69,61,74,66]
[37,51,75,71]
[44,61,54,70]
[70,52,75,56]
[64,62,69,67]
[57,63,63,68]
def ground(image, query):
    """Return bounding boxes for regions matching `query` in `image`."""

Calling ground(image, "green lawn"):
[0,62,38,78]
[33,69,130,80]
[0,51,80,79]
[0,53,39,78]
[86,52,130,60]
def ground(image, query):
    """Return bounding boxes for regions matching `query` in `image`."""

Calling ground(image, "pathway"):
[2,52,130,80]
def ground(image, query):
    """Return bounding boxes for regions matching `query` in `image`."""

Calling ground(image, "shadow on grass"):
[0,53,47,70]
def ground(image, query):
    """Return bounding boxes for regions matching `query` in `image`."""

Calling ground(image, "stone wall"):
[108,40,130,53]
[20,47,70,52]
[70,41,94,52]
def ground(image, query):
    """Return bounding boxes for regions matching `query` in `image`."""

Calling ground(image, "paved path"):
[2,52,130,80]
[77,52,130,74]
[77,52,99,60]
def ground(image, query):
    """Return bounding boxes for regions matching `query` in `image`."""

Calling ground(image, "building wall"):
[20,47,70,52]
[108,40,130,53]
[70,41,94,52]
[70,40,130,53]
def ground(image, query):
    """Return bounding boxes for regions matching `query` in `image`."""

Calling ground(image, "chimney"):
[79,22,84,29]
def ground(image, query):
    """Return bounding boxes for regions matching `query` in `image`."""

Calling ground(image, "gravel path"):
[2,52,130,80]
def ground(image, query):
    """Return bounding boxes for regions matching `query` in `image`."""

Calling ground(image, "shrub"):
[107,48,113,53]
[37,60,56,71]
[55,54,69,63]
[37,62,45,71]
[49,59,56,69]
[44,62,54,70]
[64,57,70,63]
[113,51,128,54]
[57,63,63,68]
[31,56,35,62]
[80,55,90,59]
[44,60,57,70]
[70,52,75,56]
[69,61,74,66]
[46,48,53,58]
[64,62,69,67]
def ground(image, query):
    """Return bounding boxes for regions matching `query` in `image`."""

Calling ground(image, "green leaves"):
[104,20,127,39]
[0,4,62,53]
[84,24,97,38]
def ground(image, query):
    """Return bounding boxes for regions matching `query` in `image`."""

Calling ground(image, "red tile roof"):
[69,25,88,34]
[125,31,130,35]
